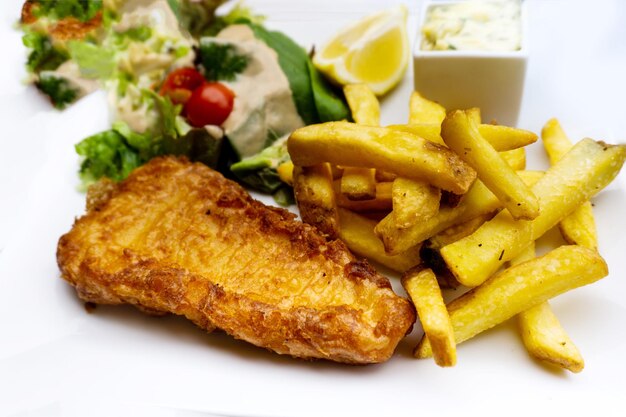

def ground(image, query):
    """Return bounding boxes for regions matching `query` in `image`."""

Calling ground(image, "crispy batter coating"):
[57,157,415,364]
[21,1,103,40]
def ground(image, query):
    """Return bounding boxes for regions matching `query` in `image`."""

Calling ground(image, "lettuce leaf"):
[36,73,79,109]
[76,94,225,186]
[230,135,289,193]
[67,40,116,79]
[22,31,69,73]
[33,0,102,22]
[75,127,144,186]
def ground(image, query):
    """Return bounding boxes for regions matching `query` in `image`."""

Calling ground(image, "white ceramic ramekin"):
[413,0,529,126]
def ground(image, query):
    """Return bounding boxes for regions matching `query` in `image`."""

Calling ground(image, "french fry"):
[387,123,445,145]
[392,177,441,229]
[334,180,392,212]
[499,147,526,170]
[344,84,380,126]
[376,171,542,255]
[428,214,492,251]
[518,301,585,373]
[330,164,344,179]
[341,84,380,200]
[408,91,446,125]
[375,169,397,182]
[376,205,463,256]
[541,118,572,162]
[341,167,377,200]
[388,124,537,152]
[441,110,539,220]
[292,164,340,239]
[511,242,585,373]
[420,214,492,288]
[415,245,608,358]
[288,122,477,194]
[440,190,463,208]
[441,138,626,287]
[277,161,294,186]
[559,206,597,250]
[480,124,538,151]
[466,107,481,124]
[402,268,456,367]
[542,118,598,250]
[337,208,421,273]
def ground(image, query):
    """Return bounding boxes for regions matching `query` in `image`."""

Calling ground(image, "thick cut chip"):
[341,167,377,200]
[387,123,445,145]
[408,91,446,125]
[480,124,538,151]
[293,163,340,239]
[277,161,294,186]
[415,245,608,358]
[542,118,597,250]
[334,180,392,212]
[288,121,476,194]
[341,84,380,200]
[375,171,542,255]
[466,107,481,124]
[403,268,456,367]
[541,118,572,163]
[499,147,526,170]
[441,138,625,287]
[510,242,584,373]
[392,177,441,229]
[375,169,398,182]
[559,206,597,250]
[337,208,421,273]
[344,84,380,126]
[420,214,492,288]
[388,124,536,152]
[427,214,492,251]
[518,301,585,373]
[441,110,539,220]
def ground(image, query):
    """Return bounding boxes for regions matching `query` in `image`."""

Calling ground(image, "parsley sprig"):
[198,41,248,82]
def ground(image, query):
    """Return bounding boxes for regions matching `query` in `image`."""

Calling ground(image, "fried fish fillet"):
[57,157,415,364]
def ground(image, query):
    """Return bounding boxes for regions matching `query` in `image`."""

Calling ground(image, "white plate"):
[1,1,626,416]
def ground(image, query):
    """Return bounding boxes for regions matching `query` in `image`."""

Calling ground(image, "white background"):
[1,1,625,416]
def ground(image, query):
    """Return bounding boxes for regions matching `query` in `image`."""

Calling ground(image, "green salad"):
[20,0,351,203]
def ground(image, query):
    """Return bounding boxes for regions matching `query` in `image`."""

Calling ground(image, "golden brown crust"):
[57,157,415,363]
[21,1,103,40]
[86,178,119,212]
[21,1,38,24]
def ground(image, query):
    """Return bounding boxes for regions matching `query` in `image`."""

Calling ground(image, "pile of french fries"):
[286,85,626,372]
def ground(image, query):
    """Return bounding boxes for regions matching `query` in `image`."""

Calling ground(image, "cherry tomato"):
[159,67,205,105]
[185,82,235,127]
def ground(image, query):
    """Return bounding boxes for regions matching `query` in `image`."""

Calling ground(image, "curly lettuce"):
[22,31,69,73]
[31,0,103,22]
[35,73,79,109]
[76,93,225,187]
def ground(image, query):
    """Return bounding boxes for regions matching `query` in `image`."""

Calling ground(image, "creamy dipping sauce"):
[421,0,521,52]
[216,24,304,158]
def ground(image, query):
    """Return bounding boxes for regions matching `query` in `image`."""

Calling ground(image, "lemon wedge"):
[313,5,410,96]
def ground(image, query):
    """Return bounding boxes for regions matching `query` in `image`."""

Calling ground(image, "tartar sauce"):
[421,0,521,52]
